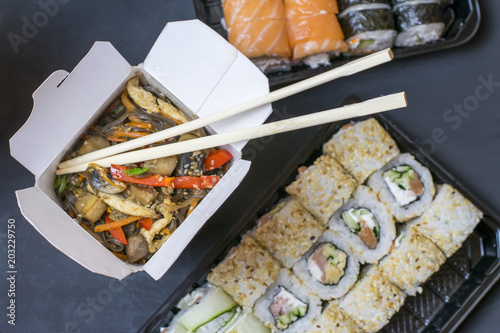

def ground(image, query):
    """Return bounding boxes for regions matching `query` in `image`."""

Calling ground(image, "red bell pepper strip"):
[139,217,154,231]
[104,214,128,245]
[203,149,233,171]
[110,164,221,189]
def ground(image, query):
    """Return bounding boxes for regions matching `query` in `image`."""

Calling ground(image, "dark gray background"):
[0,0,499,332]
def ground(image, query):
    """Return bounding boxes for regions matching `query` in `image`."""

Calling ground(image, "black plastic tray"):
[138,95,500,333]
[192,0,481,87]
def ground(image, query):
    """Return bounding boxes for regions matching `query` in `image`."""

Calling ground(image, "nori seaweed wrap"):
[393,1,445,47]
[338,4,397,53]
[338,0,390,13]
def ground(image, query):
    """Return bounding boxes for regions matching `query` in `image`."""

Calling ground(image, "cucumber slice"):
[358,39,375,49]
[297,305,307,317]
[220,309,270,333]
[383,169,401,182]
[395,165,411,172]
[278,315,292,326]
[178,287,237,331]
[342,211,360,234]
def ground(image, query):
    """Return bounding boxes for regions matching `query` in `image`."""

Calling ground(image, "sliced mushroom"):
[176,133,205,177]
[77,135,110,156]
[143,156,178,177]
[74,192,107,223]
[98,193,157,217]
[126,233,149,263]
[101,231,126,252]
[86,163,127,195]
[126,184,159,206]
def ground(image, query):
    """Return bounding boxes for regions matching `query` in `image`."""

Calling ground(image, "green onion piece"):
[54,174,67,195]
[124,166,151,176]
[111,104,125,115]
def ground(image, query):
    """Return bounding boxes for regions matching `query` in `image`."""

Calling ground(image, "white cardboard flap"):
[144,159,251,280]
[10,41,132,178]
[16,187,135,280]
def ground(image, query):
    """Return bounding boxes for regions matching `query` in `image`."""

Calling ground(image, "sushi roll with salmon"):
[323,118,401,184]
[409,184,483,257]
[207,235,281,308]
[367,153,435,222]
[250,197,325,268]
[392,0,446,47]
[329,186,396,263]
[379,225,446,295]
[339,265,406,332]
[293,230,360,300]
[337,0,397,54]
[254,269,322,332]
[286,154,358,225]
[306,301,362,333]
[223,0,292,71]
[284,0,348,67]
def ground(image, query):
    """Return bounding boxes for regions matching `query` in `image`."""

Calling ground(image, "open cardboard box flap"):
[10,20,272,280]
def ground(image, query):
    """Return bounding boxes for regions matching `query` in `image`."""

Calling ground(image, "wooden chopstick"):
[56,92,406,175]
[57,49,394,170]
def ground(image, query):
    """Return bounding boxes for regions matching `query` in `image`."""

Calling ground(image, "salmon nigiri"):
[223,0,292,65]
[284,0,347,64]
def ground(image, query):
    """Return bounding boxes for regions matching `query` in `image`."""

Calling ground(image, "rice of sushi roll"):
[254,269,322,333]
[409,184,483,257]
[163,285,239,333]
[329,186,396,263]
[306,301,362,333]
[286,154,358,225]
[378,225,446,295]
[323,118,401,184]
[367,153,435,222]
[207,235,281,308]
[337,1,397,54]
[337,0,390,13]
[293,230,360,300]
[339,265,406,332]
[392,0,445,47]
[220,308,270,333]
[250,197,325,268]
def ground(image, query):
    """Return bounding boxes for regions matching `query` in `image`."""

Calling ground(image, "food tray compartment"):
[192,0,481,87]
[139,95,500,333]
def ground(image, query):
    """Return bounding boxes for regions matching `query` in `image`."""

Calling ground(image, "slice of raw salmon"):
[285,0,339,19]
[223,0,286,26]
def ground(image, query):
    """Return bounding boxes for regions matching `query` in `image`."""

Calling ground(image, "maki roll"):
[392,0,446,47]
[163,285,239,333]
[284,0,348,67]
[306,301,362,333]
[410,184,483,257]
[293,230,360,300]
[286,154,358,225]
[323,118,401,184]
[379,225,446,295]
[367,153,435,222]
[339,265,406,332]
[329,186,396,263]
[250,198,325,268]
[207,235,281,307]
[254,269,322,332]
[337,0,390,13]
[337,1,397,54]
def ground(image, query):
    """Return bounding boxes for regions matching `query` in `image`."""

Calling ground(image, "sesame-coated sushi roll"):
[286,154,358,225]
[254,269,322,333]
[339,265,406,332]
[207,235,281,308]
[323,118,401,184]
[367,153,435,222]
[409,184,483,257]
[329,186,396,264]
[293,230,360,300]
[379,225,446,295]
[250,198,325,268]
[306,301,362,333]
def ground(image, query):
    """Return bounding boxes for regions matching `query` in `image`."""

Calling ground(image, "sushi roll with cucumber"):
[392,0,446,47]
[254,269,321,332]
[410,184,483,257]
[367,153,435,222]
[163,285,239,333]
[329,186,395,263]
[286,154,358,225]
[306,301,362,333]
[293,230,360,300]
[250,198,325,268]
[339,265,406,332]
[379,225,446,295]
[207,235,281,308]
[337,1,397,54]
[323,118,401,184]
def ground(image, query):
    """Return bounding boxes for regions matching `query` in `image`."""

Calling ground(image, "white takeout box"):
[9,20,272,280]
